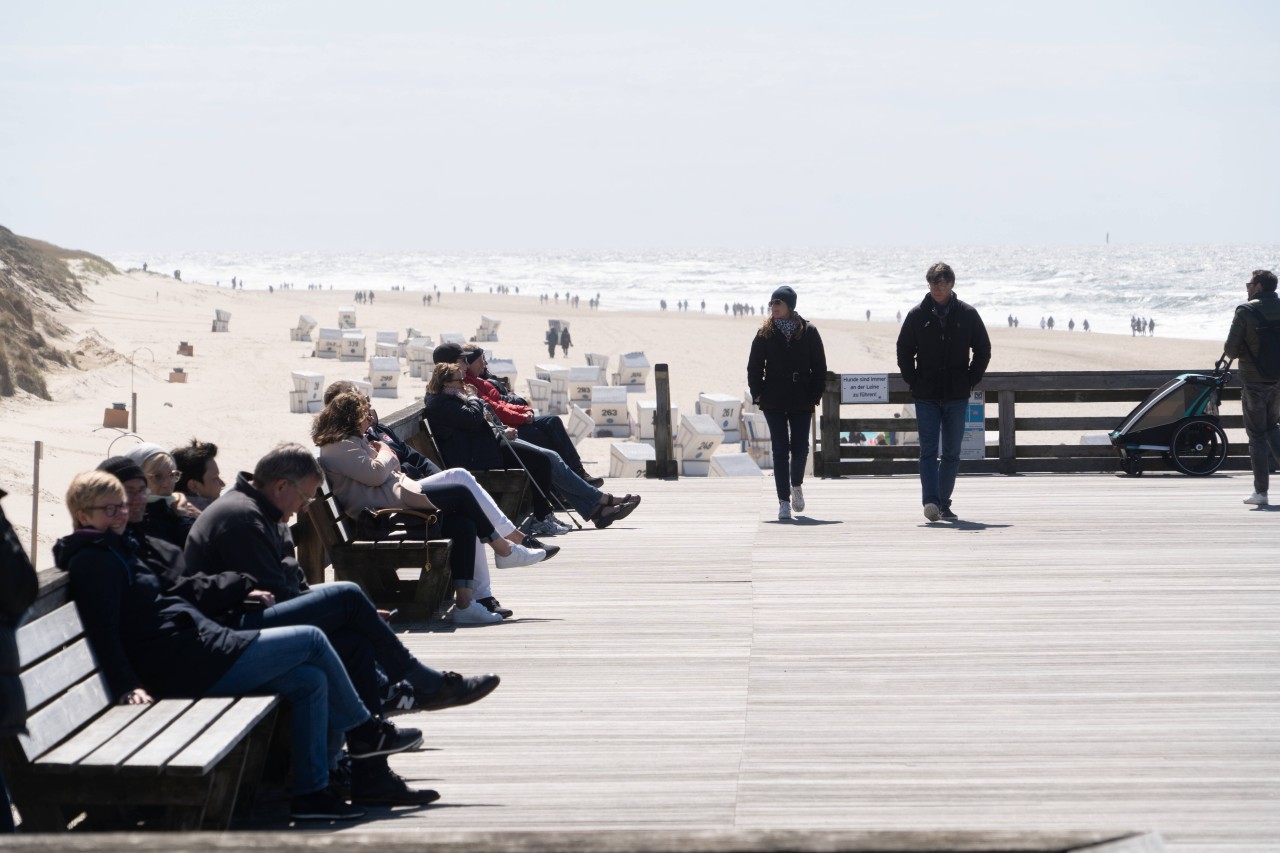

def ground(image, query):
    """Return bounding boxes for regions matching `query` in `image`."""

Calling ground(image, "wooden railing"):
[815,370,1247,476]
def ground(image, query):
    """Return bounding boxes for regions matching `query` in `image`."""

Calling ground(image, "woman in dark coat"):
[747,285,828,520]
[0,488,37,832]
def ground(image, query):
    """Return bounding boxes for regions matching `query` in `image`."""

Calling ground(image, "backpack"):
[1244,304,1280,380]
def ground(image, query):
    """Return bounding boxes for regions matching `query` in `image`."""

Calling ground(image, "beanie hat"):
[770,285,797,311]
[97,455,147,484]
[433,342,464,364]
[123,442,168,468]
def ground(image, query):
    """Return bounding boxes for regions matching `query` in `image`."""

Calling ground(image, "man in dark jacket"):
[0,488,38,832]
[895,262,991,522]
[1224,269,1280,506]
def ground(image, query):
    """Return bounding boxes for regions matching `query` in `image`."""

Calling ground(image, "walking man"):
[896,262,991,522]
[1224,269,1280,506]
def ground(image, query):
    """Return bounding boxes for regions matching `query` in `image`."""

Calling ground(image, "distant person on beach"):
[1224,269,1280,506]
[1148,318,1155,336]
[747,285,827,521]
[895,262,991,523]
[1083,319,1090,332]
[559,327,572,356]
[545,327,557,358]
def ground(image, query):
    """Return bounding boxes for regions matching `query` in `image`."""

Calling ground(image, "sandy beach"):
[0,269,1227,568]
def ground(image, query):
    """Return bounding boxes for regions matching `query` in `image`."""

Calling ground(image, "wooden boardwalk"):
[305,471,1274,850]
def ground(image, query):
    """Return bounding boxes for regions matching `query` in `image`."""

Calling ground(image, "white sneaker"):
[495,542,546,568]
[790,485,805,513]
[449,601,503,625]
[777,501,792,520]
[1244,492,1269,506]
[923,503,941,522]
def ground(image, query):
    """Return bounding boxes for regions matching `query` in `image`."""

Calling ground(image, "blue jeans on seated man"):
[915,398,968,508]
[512,438,603,517]
[762,409,812,503]
[240,581,443,715]
[206,624,369,796]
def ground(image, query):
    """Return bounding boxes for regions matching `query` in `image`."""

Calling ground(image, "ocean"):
[111,245,1278,342]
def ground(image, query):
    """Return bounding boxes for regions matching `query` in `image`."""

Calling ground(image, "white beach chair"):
[374,331,400,359]
[741,412,773,469]
[709,453,763,478]
[567,365,605,403]
[291,314,318,342]
[315,328,342,359]
[340,331,366,360]
[674,413,724,477]
[368,356,401,398]
[212,309,231,333]
[337,306,357,330]
[609,442,655,478]
[635,399,679,443]
[567,404,594,446]
[613,351,650,391]
[290,370,325,413]
[590,386,630,438]
[474,315,500,342]
[697,392,743,443]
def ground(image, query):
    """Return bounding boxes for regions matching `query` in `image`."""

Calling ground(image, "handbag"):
[353,507,438,541]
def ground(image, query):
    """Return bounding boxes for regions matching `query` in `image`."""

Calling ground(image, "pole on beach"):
[30,441,41,570]
[646,364,678,479]
[131,391,138,434]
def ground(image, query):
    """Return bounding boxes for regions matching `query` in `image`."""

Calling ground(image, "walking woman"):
[747,285,828,520]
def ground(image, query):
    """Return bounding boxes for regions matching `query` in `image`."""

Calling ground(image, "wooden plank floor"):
[320,470,1278,852]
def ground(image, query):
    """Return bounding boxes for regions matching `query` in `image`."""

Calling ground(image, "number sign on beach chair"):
[674,413,724,476]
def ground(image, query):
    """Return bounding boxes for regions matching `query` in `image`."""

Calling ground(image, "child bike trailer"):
[1110,360,1231,476]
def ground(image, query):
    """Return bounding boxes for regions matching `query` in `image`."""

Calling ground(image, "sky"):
[2,1,1278,252]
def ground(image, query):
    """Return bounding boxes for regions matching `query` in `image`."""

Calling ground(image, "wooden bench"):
[410,417,532,523]
[0,571,279,831]
[304,491,453,618]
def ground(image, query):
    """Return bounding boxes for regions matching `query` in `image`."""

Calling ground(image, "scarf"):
[773,317,799,340]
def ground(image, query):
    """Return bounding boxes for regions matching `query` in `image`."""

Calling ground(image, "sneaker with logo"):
[346,719,423,760]
[381,681,419,717]
[494,542,546,568]
[778,500,792,521]
[790,485,805,513]
[449,601,504,625]
[1244,492,1269,505]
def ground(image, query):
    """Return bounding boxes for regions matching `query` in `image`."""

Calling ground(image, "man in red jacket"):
[458,344,604,486]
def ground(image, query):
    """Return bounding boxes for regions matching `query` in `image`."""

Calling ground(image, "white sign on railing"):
[841,373,889,404]
[961,389,986,460]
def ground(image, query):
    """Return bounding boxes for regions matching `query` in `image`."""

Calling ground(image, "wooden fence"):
[815,369,1247,476]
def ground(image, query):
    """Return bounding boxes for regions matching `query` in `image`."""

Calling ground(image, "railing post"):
[646,363,678,479]
[816,371,841,477]
[998,389,1016,474]
[30,440,42,570]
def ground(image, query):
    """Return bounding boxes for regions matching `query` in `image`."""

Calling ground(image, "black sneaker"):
[346,719,423,759]
[290,787,366,820]
[521,535,560,561]
[478,596,514,619]
[351,762,442,807]
[574,468,605,487]
[414,671,501,711]
[939,506,958,521]
[381,680,418,717]
[330,753,353,799]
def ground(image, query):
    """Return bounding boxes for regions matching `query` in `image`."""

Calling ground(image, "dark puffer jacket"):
[896,293,992,401]
[747,314,828,413]
[1,490,38,736]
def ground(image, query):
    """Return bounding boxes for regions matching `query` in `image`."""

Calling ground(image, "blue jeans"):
[241,581,444,715]
[206,625,369,796]
[915,398,968,508]
[513,438,602,517]
[762,409,812,502]
[518,415,583,470]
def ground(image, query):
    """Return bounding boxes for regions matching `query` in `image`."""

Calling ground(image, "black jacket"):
[896,294,992,401]
[53,529,256,701]
[184,474,309,602]
[370,419,441,480]
[138,498,194,549]
[424,392,507,471]
[0,489,38,736]
[747,314,828,412]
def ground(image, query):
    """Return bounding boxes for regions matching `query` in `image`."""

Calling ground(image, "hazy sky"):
[2,1,1277,252]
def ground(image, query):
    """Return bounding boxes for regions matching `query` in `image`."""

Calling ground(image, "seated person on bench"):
[457,343,603,486]
[172,438,226,511]
[96,455,444,806]
[124,443,199,547]
[425,361,641,535]
[56,470,416,821]
[314,392,546,624]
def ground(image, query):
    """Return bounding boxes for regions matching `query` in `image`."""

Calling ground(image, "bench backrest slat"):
[124,697,233,771]
[19,673,113,761]
[37,703,150,769]
[307,494,354,549]
[21,637,98,711]
[17,602,83,668]
[168,696,278,775]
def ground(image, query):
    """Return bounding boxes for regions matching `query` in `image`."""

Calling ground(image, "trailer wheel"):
[1122,455,1143,476]
[1169,418,1228,476]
